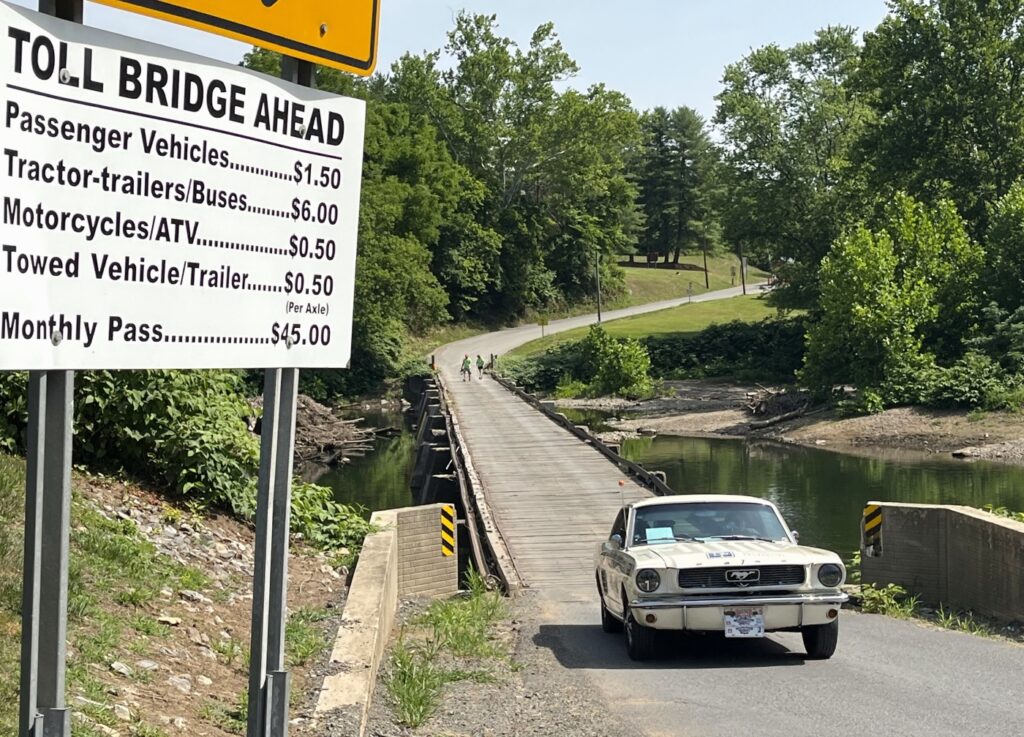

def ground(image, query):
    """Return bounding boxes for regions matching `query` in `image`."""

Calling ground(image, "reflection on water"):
[314,408,415,518]
[619,434,1024,556]
[555,406,620,434]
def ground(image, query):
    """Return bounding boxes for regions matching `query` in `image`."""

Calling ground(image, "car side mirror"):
[603,534,623,553]
[791,530,800,543]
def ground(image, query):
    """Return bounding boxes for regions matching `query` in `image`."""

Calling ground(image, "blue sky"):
[10,1,890,120]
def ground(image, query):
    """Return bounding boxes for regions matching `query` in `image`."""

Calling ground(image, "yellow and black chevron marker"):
[863,504,883,557]
[441,504,456,557]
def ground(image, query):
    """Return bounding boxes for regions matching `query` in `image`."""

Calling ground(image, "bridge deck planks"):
[444,372,649,590]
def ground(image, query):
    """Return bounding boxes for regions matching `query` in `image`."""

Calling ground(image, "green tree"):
[801,194,983,401]
[404,13,641,319]
[984,181,1024,311]
[856,0,1024,237]
[635,107,719,265]
[715,27,871,308]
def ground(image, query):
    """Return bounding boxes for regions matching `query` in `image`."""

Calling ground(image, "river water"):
[318,405,1024,559]
[316,409,416,514]
[559,407,1024,556]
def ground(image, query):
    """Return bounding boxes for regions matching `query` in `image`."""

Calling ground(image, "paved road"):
[436,286,1024,737]
[437,283,764,364]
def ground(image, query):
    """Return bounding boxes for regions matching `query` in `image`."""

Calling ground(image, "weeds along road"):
[434,285,1024,737]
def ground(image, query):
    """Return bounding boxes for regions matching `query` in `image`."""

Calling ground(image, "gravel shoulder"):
[365,591,628,737]
[571,379,1024,467]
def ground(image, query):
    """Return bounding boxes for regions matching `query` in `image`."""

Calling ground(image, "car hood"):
[638,540,840,569]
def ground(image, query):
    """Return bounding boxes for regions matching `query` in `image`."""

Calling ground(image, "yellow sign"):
[92,0,380,75]
[440,504,455,557]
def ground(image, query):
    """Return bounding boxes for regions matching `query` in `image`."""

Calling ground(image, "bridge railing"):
[434,373,522,592]
[490,374,675,497]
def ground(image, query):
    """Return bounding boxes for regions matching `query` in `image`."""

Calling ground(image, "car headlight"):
[817,563,843,587]
[635,569,661,593]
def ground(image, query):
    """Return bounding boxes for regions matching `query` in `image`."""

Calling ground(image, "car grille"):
[677,565,805,589]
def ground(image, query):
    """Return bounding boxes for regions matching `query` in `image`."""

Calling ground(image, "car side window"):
[609,509,626,541]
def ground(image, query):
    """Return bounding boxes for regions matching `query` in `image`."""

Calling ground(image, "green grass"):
[616,255,769,306]
[0,454,234,736]
[285,607,330,667]
[199,690,248,734]
[405,323,491,362]
[510,293,778,358]
[935,606,994,636]
[385,570,507,728]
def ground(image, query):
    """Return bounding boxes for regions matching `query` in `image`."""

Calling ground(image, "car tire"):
[624,608,657,661]
[600,595,623,633]
[802,619,839,660]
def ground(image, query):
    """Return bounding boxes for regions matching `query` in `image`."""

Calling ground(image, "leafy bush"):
[801,194,983,400]
[859,583,919,618]
[501,326,652,398]
[0,373,27,454]
[644,317,807,381]
[553,376,589,399]
[584,328,653,398]
[967,303,1024,374]
[922,352,1014,409]
[0,371,257,512]
[74,371,259,514]
[837,388,886,417]
[981,504,1024,524]
[0,374,375,555]
[291,481,375,559]
[497,342,590,393]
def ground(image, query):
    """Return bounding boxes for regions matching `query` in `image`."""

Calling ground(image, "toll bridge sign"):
[91,0,381,75]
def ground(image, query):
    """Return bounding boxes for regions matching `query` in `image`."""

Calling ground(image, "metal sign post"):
[18,10,81,737]
[247,367,299,737]
[245,55,312,737]
[19,371,74,737]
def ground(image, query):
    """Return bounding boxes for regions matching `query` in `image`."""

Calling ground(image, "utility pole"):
[738,244,747,296]
[595,254,603,323]
[702,235,710,289]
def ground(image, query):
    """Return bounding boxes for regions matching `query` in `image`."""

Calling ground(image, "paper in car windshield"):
[645,527,675,542]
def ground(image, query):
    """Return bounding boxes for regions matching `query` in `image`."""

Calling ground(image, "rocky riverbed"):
[561,379,1024,467]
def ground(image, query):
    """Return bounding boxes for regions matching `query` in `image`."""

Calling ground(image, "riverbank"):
[0,453,348,737]
[561,379,1024,467]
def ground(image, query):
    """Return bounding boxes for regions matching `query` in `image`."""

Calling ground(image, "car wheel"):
[624,608,657,661]
[600,595,623,633]
[802,619,839,660]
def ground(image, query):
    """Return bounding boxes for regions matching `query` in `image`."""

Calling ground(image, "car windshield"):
[631,502,789,545]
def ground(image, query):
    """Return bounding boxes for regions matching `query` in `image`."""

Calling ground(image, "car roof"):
[631,494,776,509]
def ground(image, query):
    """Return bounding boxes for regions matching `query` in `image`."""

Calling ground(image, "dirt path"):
[567,379,1024,466]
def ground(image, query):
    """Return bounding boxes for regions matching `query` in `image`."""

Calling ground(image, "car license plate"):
[724,607,765,638]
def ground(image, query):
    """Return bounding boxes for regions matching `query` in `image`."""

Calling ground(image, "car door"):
[599,507,628,612]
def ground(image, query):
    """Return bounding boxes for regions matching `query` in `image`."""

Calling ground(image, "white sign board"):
[0,3,365,370]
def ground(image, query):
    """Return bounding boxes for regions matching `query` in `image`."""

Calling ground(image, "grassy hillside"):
[510,293,778,358]
[616,256,769,307]
[0,454,341,737]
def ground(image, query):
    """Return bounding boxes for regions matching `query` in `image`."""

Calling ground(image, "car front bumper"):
[628,592,849,631]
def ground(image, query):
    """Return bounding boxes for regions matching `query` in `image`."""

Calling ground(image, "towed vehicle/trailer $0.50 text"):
[595,495,848,661]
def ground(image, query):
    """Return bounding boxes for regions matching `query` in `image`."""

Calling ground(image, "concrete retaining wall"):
[314,504,458,736]
[860,502,1024,621]
[398,505,459,596]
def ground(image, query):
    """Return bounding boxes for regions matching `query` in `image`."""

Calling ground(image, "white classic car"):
[595,494,848,661]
